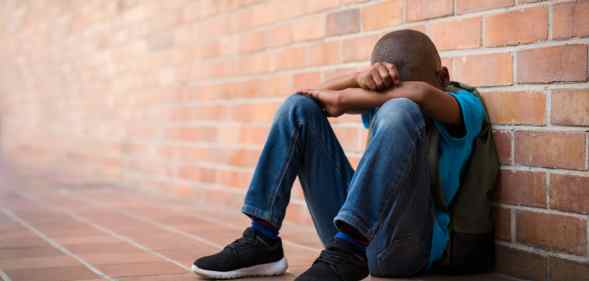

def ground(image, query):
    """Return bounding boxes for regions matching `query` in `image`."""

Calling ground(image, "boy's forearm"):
[318,72,359,91]
[339,82,461,125]
[339,85,425,113]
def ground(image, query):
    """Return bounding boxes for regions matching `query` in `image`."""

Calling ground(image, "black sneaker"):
[295,239,369,281]
[192,227,288,279]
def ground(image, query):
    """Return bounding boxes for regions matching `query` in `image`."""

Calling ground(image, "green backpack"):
[429,81,500,274]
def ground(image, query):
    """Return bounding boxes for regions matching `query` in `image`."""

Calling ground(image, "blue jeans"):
[242,94,434,277]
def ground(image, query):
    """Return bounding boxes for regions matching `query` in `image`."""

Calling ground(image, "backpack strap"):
[427,124,448,213]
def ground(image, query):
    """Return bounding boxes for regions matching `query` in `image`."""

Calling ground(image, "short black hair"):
[371,29,441,84]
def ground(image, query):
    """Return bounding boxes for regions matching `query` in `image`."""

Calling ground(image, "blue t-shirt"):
[361,89,485,269]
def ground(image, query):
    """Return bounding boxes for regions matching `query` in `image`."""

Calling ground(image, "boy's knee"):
[276,94,323,121]
[373,98,424,131]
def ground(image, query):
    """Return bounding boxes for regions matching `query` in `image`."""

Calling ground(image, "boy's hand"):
[298,90,345,117]
[355,62,400,92]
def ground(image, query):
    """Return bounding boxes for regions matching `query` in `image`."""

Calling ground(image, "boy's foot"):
[295,239,368,281]
[192,227,287,279]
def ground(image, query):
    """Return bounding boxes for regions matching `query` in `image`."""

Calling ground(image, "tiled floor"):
[0,171,521,281]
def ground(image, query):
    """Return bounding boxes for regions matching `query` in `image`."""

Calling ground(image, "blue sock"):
[335,231,367,254]
[251,218,279,240]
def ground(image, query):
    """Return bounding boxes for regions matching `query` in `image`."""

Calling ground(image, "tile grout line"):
[60,189,321,253]
[0,270,13,281]
[0,207,117,281]
[15,192,193,273]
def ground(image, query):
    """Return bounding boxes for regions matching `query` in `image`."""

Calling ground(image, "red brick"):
[497,170,546,207]
[265,24,293,48]
[305,0,340,13]
[239,30,265,53]
[428,17,481,51]
[494,207,512,241]
[550,174,589,214]
[342,34,380,63]
[484,7,548,47]
[480,91,546,125]
[178,166,217,183]
[360,0,403,31]
[553,2,589,40]
[552,90,589,126]
[456,0,514,14]
[292,15,325,42]
[514,131,586,170]
[407,0,453,21]
[274,46,306,70]
[165,127,217,143]
[453,53,513,86]
[517,45,588,83]
[294,72,321,90]
[326,9,361,36]
[306,41,340,66]
[549,257,589,281]
[493,129,513,164]
[516,210,587,255]
[495,245,547,281]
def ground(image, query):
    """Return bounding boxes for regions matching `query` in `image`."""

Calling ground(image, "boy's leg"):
[296,98,433,281]
[193,94,354,279]
[242,94,354,245]
[336,97,434,277]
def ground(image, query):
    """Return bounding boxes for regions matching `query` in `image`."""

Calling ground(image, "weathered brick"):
[553,2,589,39]
[484,7,548,47]
[265,24,293,48]
[306,41,340,66]
[292,15,325,42]
[456,0,514,14]
[516,210,587,256]
[495,245,547,281]
[497,170,546,207]
[453,53,513,86]
[480,91,546,125]
[428,17,481,51]
[551,90,589,126]
[517,45,588,83]
[514,131,586,170]
[494,207,512,241]
[293,72,319,90]
[493,129,513,164]
[360,0,403,31]
[407,0,453,21]
[326,9,361,36]
[549,257,589,281]
[550,174,589,214]
[342,34,380,63]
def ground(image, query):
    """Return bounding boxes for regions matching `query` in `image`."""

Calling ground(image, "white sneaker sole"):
[191,257,288,279]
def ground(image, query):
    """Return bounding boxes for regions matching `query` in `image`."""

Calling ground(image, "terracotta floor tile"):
[95,261,187,277]
[3,265,99,281]
[80,252,166,265]
[0,246,63,260]
[118,272,198,281]
[0,255,80,270]
[66,242,145,255]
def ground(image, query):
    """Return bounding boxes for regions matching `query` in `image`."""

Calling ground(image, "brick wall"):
[0,0,588,279]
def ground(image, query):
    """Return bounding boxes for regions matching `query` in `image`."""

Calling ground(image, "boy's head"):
[371,29,449,90]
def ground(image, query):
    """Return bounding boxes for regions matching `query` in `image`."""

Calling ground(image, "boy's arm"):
[317,63,401,91]
[301,81,462,126]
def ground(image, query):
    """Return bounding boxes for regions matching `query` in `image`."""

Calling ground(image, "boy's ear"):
[438,66,450,89]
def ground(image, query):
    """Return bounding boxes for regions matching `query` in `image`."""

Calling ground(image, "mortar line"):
[494,202,588,219]
[0,208,117,281]
[496,240,589,263]
[15,193,192,272]
[0,270,13,281]
[59,189,320,253]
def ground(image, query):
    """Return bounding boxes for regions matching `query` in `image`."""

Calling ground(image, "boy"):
[192,29,487,280]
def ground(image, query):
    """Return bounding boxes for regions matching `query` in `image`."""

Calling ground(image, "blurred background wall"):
[0,0,588,279]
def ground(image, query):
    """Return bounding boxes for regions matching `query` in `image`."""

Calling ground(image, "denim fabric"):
[242,94,433,277]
